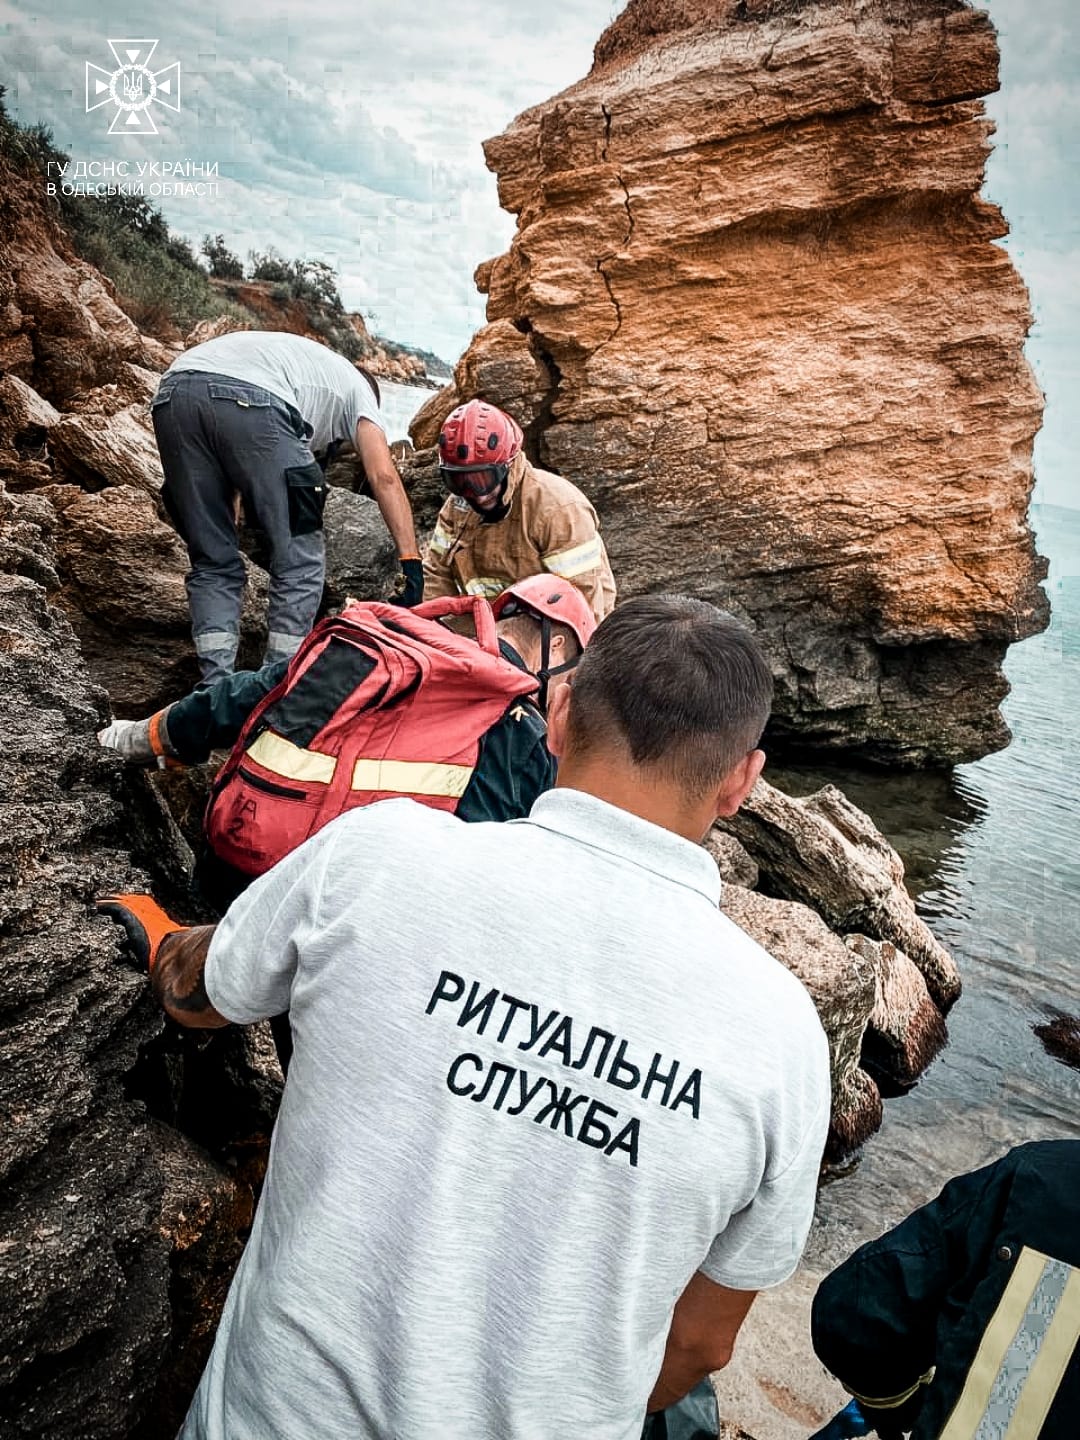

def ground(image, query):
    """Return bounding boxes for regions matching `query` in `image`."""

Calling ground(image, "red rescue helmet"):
[492,574,597,653]
[439,399,523,469]
[492,574,597,712]
[438,400,524,521]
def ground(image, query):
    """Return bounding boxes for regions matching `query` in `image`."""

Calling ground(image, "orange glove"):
[97,894,189,972]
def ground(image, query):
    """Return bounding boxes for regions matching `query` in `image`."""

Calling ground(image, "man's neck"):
[553,762,710,844]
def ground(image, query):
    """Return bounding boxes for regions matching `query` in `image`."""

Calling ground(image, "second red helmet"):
[438,400,524,470]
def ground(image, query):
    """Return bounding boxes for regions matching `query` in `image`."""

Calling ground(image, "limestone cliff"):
[416,0,1048,765]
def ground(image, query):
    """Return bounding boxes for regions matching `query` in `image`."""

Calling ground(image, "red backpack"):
[204,595,538,877]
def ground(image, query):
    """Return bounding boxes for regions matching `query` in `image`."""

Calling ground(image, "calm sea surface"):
[389,374,1079,1258]
[379,379,438,442]
[772,503,1080,1267]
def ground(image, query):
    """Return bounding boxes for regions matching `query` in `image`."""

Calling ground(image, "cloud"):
[0,1,618,362]
[1,0,1077,504]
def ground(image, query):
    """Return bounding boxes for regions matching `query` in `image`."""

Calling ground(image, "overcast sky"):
[1,0,1076,504]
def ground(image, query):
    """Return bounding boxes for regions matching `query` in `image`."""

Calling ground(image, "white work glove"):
[97,715,177,767]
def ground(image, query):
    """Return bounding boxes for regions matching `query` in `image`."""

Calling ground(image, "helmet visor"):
[440,463,509,505]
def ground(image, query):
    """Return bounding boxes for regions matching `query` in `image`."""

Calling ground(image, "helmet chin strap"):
[533,615,579,714]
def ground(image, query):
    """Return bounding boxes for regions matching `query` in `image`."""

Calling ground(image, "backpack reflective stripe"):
[205,597,536,876]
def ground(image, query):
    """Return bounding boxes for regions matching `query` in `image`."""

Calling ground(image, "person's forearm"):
[647,1337,731,1413]
[152,925,229,1028]
[368,467,419,557]
[164,661,287,763]
[648,1275,755,1412]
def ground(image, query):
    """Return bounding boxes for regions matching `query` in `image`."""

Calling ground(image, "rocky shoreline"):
[0,1,1047,1433]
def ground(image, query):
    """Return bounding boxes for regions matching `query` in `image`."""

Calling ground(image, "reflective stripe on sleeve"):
[542,535,602,578]
[246,730,337,784]
[463,577,508,598]
[428,523,454,556]
[352,758,474,798]
[939,1248,1080,1440]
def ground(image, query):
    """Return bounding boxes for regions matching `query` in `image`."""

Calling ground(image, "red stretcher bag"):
[204,594,537,876]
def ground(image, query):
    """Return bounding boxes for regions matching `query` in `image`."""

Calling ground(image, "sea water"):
[779,503,1080,1264]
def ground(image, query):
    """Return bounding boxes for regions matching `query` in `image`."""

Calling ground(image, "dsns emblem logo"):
[85,39,181,135]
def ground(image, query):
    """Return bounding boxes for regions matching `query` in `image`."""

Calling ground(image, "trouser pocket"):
[285,461,328,536]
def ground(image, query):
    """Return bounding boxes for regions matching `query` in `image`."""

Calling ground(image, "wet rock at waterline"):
[715,779,961,1009]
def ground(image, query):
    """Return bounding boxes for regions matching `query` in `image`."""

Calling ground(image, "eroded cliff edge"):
[413,0,1049,765]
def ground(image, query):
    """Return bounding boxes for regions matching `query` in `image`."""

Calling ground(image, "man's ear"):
[547,632,567,661]
[713,748,766,819]
[545,679,573,758]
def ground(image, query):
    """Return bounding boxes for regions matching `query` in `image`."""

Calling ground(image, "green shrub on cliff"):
[66,196,253,335]
[0,87,252,338]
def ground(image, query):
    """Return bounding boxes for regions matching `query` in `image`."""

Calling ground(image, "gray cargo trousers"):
[151,369,327,682]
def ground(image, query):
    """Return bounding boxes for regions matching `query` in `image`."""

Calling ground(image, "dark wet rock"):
[1033,1011,1080,1073]
[0,482,278,1438]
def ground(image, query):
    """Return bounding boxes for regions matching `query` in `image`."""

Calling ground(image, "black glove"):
[391,556,424,608]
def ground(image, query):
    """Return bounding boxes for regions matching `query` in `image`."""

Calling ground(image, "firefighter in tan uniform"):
[424,399,616,623]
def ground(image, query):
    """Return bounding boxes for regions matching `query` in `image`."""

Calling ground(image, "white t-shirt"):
[166,330,384,453]
[183,790,830,1440]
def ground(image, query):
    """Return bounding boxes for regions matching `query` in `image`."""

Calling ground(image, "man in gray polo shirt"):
[145,594,831,1439]
[153,329,422,680]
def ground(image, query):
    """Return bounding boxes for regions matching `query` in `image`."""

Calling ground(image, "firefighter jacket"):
[422,452,616,623]
[811,1141,1080,1440]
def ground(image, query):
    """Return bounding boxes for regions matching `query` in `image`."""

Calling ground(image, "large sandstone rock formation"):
[418,0,1048,765]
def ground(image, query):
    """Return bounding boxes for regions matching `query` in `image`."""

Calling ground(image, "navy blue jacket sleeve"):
[164,661,289,765]
[456,701,556,823]
[811,1154,1015,1416]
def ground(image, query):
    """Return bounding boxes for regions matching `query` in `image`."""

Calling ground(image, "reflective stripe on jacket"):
[422,451,616,622]
[811,1141,1080,1440]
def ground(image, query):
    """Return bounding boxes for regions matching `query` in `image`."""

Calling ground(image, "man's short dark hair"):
[565,595,773,794]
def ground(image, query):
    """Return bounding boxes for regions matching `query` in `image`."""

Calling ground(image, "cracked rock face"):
[431,0,1049,765]
[0,481,282,1438]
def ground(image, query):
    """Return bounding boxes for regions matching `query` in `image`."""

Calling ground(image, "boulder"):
[0,374,61,448]
[454,0,1047,765]
[44,485,269,714]
[409,382,458,450]
[44,363,163,494]
[704,828,759,889]
[720,883,881,1158]
[322,486,399,607]
[49,406,164,496]
[848,933,948,1090]
[408,319,556,450]
[716,778,960,1009]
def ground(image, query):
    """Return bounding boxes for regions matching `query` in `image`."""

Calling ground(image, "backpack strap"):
[410,594,500,655]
